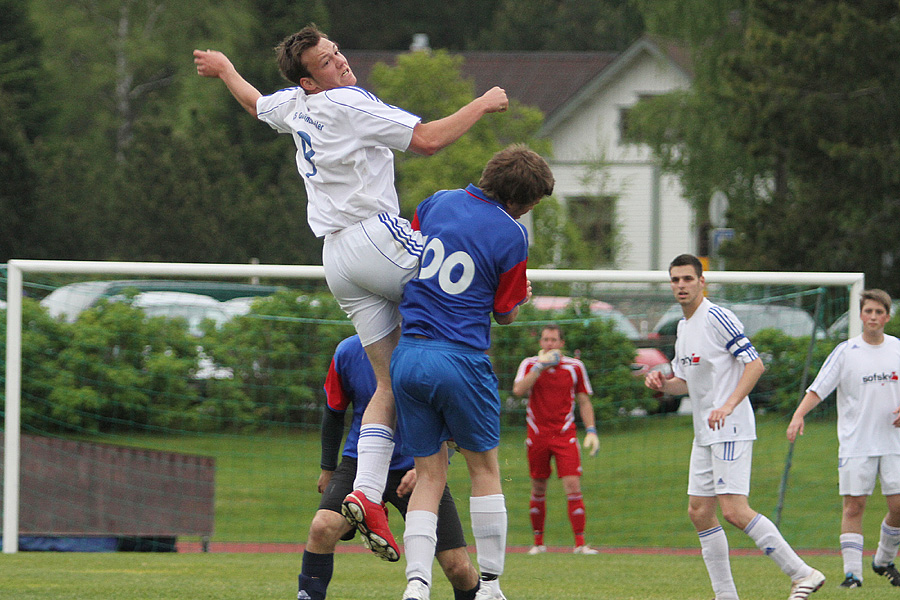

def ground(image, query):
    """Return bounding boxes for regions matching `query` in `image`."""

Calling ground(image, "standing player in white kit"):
[194,23,510,561]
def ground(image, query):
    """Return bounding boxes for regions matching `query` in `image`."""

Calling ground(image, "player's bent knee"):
[308,511,350,547]
[436,548,478,589]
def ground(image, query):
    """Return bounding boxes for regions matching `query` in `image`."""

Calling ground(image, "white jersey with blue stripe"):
[808,334,900,457]
[672,298,759,446]
[256,86,421,237]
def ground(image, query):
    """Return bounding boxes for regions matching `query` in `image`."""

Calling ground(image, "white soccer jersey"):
[256,86,421,237]
[808,334,900,458]
[672,298,759,446]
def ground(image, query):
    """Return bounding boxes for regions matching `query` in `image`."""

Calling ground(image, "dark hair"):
[861,289,892,313]
[479,144,554,211]
[275,24,326,85]
[669,253,703,277]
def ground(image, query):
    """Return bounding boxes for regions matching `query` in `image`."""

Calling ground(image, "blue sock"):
[299,551,334,600]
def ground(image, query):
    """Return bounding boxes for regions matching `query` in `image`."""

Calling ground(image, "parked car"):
[827,301,897,340]
[41,280,283,323]
[125,291,239,379]
[128,291,231,337]
[651,301,825,341]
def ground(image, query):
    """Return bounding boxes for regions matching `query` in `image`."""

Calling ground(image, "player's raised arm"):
[193,49,262,118]
[407,86,509,156]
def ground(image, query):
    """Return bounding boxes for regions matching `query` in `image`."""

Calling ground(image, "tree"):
[368,50,548,214]
[628,0,900,292]
[323,0,501,51]
[472,0,644,51]
[0,0,49,261]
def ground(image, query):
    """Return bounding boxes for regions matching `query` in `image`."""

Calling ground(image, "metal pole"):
[775,288,825,527]
[3,264,23,553]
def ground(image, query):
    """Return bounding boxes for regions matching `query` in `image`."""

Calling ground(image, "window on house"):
[566,195,617,265]
[619,94,657,143]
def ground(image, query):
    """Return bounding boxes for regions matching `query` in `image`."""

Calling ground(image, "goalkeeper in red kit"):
[512,324,600,555]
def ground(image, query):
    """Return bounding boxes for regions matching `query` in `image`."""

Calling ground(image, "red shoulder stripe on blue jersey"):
[495,259,528,314]
[323,357,350,412]
[466,188,495,204]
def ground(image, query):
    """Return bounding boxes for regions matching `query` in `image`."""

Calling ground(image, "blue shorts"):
[391,337,501,456]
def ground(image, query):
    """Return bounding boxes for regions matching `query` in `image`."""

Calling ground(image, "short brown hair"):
[860,289,892,313]
[275,24,326,86]
[669,253,703,277]
[478,144,554,211]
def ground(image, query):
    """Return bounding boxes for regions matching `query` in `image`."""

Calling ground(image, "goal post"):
[2,259,864,553]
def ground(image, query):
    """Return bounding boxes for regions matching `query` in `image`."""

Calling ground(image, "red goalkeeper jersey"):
[515,356,593,436]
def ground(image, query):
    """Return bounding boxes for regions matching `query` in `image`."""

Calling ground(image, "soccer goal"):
[3,259,864,554]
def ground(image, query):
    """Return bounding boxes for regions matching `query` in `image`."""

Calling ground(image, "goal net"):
[2,260,863,553]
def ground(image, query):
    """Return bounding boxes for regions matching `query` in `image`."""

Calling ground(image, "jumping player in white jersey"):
[645,253,824,600]
[391,145,555,600]
[787,289,900,589]
[193,24,510,561]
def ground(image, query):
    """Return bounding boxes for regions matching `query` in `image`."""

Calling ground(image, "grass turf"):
[5,412,888,598]
[3,551,899,599]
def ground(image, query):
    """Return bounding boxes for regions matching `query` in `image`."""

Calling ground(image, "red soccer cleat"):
[341,490,400,562]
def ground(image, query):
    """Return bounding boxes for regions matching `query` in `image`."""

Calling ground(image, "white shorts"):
[323,213,423,347]
[687,440,753,497]
[839,455,900,496]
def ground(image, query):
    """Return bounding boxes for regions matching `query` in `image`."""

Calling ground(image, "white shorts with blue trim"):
[323,213,423,347]
[839,455,900,496]
[392,337,501,457]
[687,439,753,497]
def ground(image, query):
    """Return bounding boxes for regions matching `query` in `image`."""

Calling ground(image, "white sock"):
[840,532,864,579]
[698,525,739,600]
[744,513,811,581]
[875,520,900,567]
[470,494,507,577]
[404,510,438,587]
[352,424,394,501]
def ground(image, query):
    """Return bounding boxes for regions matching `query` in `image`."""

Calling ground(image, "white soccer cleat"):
[573,544,599,555]
[788,568,825,600]
[526,544,546,555]
[473,585,507,600]
[402,579,430,600]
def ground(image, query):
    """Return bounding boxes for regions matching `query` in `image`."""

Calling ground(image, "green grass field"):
[72,413,860,549]
[3,551,899,599]
[3,413,893,598]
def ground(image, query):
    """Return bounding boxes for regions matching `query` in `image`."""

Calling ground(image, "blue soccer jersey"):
[399,184,530,350]
[324,335,413,470]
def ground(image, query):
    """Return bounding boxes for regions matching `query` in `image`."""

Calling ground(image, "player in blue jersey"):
[195,25,510,562]
[298,335,480,600]
[391,145,555,600]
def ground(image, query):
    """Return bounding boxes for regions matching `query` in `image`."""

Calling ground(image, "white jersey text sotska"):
[808,334,900,457]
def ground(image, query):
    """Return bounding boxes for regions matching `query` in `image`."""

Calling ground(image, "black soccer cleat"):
[873,561,900,586]
[839,573,862,588]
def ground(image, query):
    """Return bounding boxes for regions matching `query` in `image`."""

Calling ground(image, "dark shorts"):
[319,456,467,552]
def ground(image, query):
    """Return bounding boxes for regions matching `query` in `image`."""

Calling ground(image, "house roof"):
[344,50,617,119]
[343,36,691,125]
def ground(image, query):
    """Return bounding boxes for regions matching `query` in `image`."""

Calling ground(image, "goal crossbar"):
[2,259,864,553]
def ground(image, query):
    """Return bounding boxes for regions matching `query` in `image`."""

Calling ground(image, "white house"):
[346,36,696,271]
